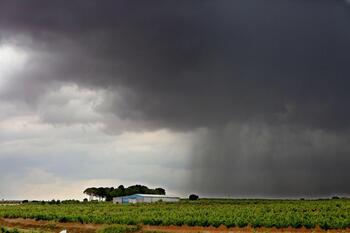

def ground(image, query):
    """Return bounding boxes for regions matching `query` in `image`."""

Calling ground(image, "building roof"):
[114,194,179,199]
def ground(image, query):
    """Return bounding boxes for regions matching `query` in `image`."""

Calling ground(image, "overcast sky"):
[0,0,350,200]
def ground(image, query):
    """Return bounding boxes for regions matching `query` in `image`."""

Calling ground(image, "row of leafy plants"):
[0,199,349,229]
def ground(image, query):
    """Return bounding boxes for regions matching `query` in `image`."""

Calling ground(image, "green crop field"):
[0,199,349,230]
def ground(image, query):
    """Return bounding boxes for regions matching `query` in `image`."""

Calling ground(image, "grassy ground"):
[0,226,52,233]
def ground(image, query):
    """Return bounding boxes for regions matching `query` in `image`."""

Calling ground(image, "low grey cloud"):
[0,0,349,197]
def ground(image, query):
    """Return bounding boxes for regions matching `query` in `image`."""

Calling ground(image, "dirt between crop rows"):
[1,218,349,233]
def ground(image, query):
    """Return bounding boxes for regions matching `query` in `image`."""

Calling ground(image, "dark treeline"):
[83,184,166,201]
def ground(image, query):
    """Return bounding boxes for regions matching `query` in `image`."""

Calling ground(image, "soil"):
[1,218,349,233]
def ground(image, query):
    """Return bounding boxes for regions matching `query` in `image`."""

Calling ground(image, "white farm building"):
[113,194,180,204]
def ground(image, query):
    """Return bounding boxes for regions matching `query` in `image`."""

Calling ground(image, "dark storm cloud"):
[1,0,350,196]
[190,125,350,197]
[1,0,350,130]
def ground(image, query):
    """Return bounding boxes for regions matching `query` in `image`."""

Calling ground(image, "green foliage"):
[189,194,199,200]
[1,227,20,233]
[61,200,81,204]
[97,225,140,233]
[48,200,60,205]
[0,226,50,233]
[0,199,349,229]
[83,184,166,201]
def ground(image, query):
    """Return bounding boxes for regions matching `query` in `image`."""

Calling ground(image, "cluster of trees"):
[23,199,84,205]
[83,184,166,201]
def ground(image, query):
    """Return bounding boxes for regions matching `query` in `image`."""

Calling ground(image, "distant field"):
[0,199,349,230]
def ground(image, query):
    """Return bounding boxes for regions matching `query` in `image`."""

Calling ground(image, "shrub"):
[0,227,20,233]
[189,194,199,201]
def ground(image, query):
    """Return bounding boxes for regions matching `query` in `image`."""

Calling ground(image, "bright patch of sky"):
[0,45,27,90]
